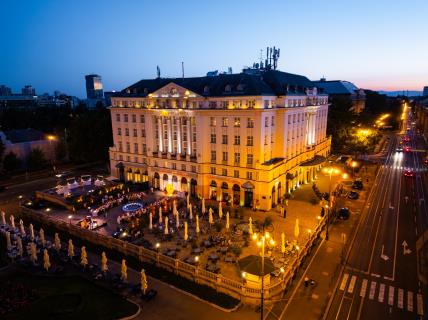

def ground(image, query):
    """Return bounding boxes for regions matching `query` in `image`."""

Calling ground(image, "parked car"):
[348,191,359,200]
[352,179,363,190]
[338,207,350,220]
[403,170,415,178]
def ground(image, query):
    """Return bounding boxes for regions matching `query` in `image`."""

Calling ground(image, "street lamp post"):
[323,167,340,240]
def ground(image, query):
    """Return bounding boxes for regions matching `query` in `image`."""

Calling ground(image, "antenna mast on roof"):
[156,65,161,78]
[181,62,184,80]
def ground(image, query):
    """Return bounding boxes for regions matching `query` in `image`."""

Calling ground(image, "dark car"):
[338,207,350,220]
[348,191,359,200]
[352,180,363,190]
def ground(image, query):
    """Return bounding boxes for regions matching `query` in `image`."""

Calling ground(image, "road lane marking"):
[397,288,404,309]
[348,275,357,294]
[360,279,368,297]
[417,294,424,315]
[369,281,377,300]
[407,291,413,312]
[340,273,349,291]
[378,283,385,303]
[388,286,394,306]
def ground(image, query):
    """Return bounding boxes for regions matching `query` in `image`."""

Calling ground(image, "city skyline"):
[1,0,428,97]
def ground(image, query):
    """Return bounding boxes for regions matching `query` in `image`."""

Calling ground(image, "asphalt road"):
[325,113,427,319]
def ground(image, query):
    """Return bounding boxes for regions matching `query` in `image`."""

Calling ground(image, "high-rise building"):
[423,86,428,97]
[108,69,331,211]
[21,85,36,96]
[0,85,12,96]
[85,74,104,99]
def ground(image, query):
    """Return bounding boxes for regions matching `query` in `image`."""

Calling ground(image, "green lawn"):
[1,272,138,320]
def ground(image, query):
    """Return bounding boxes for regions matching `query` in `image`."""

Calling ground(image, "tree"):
[3,151,21,172]
[26,148,47,171]
[54,138,68,162]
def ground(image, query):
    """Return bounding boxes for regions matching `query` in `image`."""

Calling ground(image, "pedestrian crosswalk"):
[339,273,424,316]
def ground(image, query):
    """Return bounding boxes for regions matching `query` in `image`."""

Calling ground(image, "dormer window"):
[236,84,245,91]
[143,88,148,95]
[204,86,210,94]
[224,84,232,92]
[126,88,131,94]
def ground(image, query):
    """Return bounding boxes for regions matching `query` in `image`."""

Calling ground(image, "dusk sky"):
[1,0,427,97]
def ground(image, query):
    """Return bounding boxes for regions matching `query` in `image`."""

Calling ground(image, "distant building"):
[21,85,36,96]
[0,95,37,108]
[0,85,12,96]
[313,79,366,113]
[423,86,428,97]
[0,129,57,162]
[85,74,104,99]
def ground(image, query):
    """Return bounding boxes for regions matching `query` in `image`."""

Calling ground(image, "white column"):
[157,117,163,152]
[187,117,191,155]
[305,113,311,146]
[167,117,172,153]
[311,113,316,145]
[177,117,182,154]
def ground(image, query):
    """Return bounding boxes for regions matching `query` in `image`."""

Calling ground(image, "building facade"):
[85,74,104,99]
[108,70,331,211]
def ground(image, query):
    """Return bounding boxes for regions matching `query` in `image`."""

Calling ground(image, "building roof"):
[112,70,315,98]
[313,80,359,95]
[3,129,46,143]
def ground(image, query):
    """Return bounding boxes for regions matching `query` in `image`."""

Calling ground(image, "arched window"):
[224,84,232,92]
[221,182,228,189]
[204,86,210,94]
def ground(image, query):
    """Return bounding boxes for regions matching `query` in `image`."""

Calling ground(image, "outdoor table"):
[192,247,201,254]
[219,247,228,254]
[203,240,212,247]
[224,256,235,263]
[208,253,219,261]
[206,264,220,273]
[166,250,176,258]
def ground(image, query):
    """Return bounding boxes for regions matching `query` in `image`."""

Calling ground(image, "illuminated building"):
[108,69,331,210]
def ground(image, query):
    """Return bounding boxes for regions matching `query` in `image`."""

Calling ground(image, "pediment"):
[151,82,200,98]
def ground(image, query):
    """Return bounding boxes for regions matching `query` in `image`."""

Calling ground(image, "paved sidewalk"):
[265,164,377,320]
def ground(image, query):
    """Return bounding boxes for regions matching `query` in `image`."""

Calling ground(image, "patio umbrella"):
[1,211,5,225]
[68,239,75,259]
[196,215,200,234]
[29,223,34,241]
[238,255,275,277]
[43,249,51,271]
[19,219,25,236]
[54,233,61,252]
[6,231,11,251]
[39,228,46,247]
[226,212,230,230]
[17,237,23,257]
[209,208,213,225]
[101,251,108,272]
[141,269,148,295]
[249,217,253,235]
[281,233,286,254]
[184,221,188,241]
[158,207,162,223]
[30,242,37,264]
[202,198,206,215]
[176,213,180,229]
[10,214,15,229]
[189,205,193,221]
[173,200,178,216]
[81,246,88,267]
[149,212,153,230]
[294,219,300,240]
[164,216,169,235]
[121,259,127,281]
[219,203,223,220]
[187,193,190,208]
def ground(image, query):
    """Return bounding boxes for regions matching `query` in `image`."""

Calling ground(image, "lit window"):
[234,117,240,127]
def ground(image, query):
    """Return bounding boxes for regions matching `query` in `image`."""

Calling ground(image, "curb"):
[118,299,142,320]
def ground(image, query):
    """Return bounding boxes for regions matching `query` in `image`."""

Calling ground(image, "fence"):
[20,206,326,304]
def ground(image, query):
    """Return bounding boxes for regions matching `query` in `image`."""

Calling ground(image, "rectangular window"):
[140,115,145,123]
[234,170,239,178]
[222,135,228,144]
[222,152,228,162]
[247,154,253,165]
[222,117,228,127]
[210,167,216,175]
[132,114,136,123]
[265,117,269,127]
[126,142,130,153]
[134,143,138,153]
[247,118,254,128]
[210,134,216,143]
[125,128,129,136]
[247,136,254,146]
[192,132,196,142]
[234,117,240,127]
[172,163,177,170]
[264,100,269,108]
[117,128,121,135]
[234,152,240,164]
[191,165,196,173]
[211,151,216,161]
[124,114,128,122]
[210,117,216,126]
[182,164,186,171]
[118,141,123,152]
[247,171,253,180]
[271,116,274,126]
[142,144,147,154]
[141,129,146,137]
[234,135,240,145]
[222,169,227,176]
[116,114,120,122]
[133,129,138,137]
